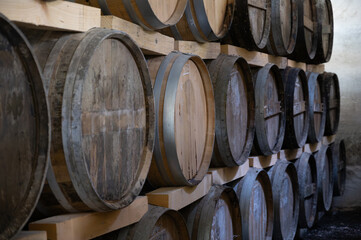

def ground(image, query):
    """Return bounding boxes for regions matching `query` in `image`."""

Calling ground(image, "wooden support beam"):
[323,134,336,145]
[208,160,249,185]
[101,16,174,55]
[13,231,47,240]
[175,41,220,59]
[29,197,148,240]
[0,0,100,32]
[221,44,269,67]
[268,55,288,69]
[288,59,307,71]
[146,174,212,210]
[249,153,280,169]
[307,64,325,74]
[304,142,322,153]
[280,148,304,160]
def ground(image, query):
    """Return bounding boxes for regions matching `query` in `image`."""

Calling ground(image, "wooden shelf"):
[221,44,269,67]
[249,153,280,169]
[288,59,307,71]
[0,0,100,32]
[13,231,47,240]
[175,41,220,59]
[29,197,148,240]
[307,64,325,74]
[146,174,212,210]
[208,160,250,185]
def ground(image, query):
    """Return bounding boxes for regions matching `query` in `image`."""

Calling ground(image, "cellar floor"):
[302,208,361,239]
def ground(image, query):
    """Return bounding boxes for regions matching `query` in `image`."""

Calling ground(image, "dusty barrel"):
[290,0,318,61]
[233,168,274,240]
[311,0,334,63]
[229,0,271,50]
[265,0,299,56]
[267,160,299,240]
[183,185,242,240]
[24,28,154,214]
[97,205,190,240]
[0,14,50,239]
[147,52,215,187]
[76,0,187,30]
[208,54,255,167]
[306,72,326,143]
[282,67,309,149]
[295,152,318,228]
[314,144,334,211]
[323,72,340,135]
[252,64,286,156]
[161,0,235,42]
[332,139,346,196]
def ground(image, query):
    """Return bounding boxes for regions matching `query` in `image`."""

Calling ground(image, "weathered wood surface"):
[306,64,325,74]
[175,41,220,59]
[29,197,148,240]
[24,28,154,214]
[12,231,47,240]
[0,14,50,240]
[322,72,340,136]
[282,67,310,149]
[332,139,346,196]
[147,52,215,187]
[208,160,250,185]
[0,0,100,31]
[208,54,255,167]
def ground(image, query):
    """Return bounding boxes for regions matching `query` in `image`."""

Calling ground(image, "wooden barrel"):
[265,0,299,56]
[182,185,242,239]
[252,64,286,156]
[294,152,318,228]
[147,52,215,187]
[24,28,154,214]
[0,14,50,239]
[160,0,235,42]
[268,160,299,240]
[228,0,271,50]
[311,0,334,64]
[282,67,309,149]
[233,168,274,240]
[76,0,188,30]
[332,139,346,196]
[208,54,255,167]
[314,144,334,211]
[96,205,190,240]
[323,72,340,135]
[290,0,318,61]
[306,72,326,143]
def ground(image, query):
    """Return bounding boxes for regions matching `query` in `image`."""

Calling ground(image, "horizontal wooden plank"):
[208,160,249,185]
[306,64,325,74]
[304,142,322,153]
[0,0,100,32]
[288,59,307,71]
[13,231,47,240]
[146,174,212,210]
[175,40,220,59]
[249,153,280,168]
[280,148,304,161]
[29,197,148,240]
[221,44,269,67]
[268,55,288,69]
[101,16,174,55]
[323,134,336,145]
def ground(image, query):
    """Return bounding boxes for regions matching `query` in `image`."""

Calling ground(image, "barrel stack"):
[0,0,344,239]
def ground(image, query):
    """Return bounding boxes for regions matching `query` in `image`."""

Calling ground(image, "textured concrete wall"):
[326,0,361,209]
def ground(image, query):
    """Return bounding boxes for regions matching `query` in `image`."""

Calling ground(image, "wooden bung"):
[208,54,255,167]
[182,185,242,240]
[147,52,215,187]
[0,13,50,240]
[295,152,318,228]
[267,160,299,240]
[76,0,188,30]
[322,72,340,136]
[306,71,326,143]
[24,28,155,214]
[232,168,274,240]
[332,139,346,197]
[282,67,310,149]
[251,64,286,156]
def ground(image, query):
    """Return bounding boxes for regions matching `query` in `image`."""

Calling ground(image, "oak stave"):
[295,152,318,229]
[322,72,340,136]
[267,160,299,240]
[282,67,310,149]
[208,54,255,167]
[147,52,215,187]
[24,28,154,214]
[0,14,50,239]
[306,71,326,143]
[332,139,346,197]
[251,64,286,156]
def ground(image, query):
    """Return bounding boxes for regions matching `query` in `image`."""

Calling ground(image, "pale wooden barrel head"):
[0,14,49,239]
[149,0,179,23]
[203,0,229,36]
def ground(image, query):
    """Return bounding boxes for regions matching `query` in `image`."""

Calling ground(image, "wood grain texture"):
[175,41,220,59]
[221,45,269,67]
[0,0,100,31]
[0,14,49,240]
[322,72,340,135]
[25,28,154,214]
[13,231,47,240]
[208,160,249,185]
[147,52,215,187]
[29,197,148,240]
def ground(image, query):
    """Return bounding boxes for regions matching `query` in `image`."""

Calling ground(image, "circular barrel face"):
[303,0,317,56]
[248,0,269,45]
[249,181,268,239]
[313,78,323,137]
[175,60,208,181]
[293,74,307,142]
[203,0,229,36]
[81,37,147,201]
[322,149,333,210]
[149,0,179,22]
[211,194,235,239]
[321,0,333,58]
[150,212,184,240]
[280,0,293,49]
[328,77,338,131]
[279,174,295,237]
[304,162,316,223]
